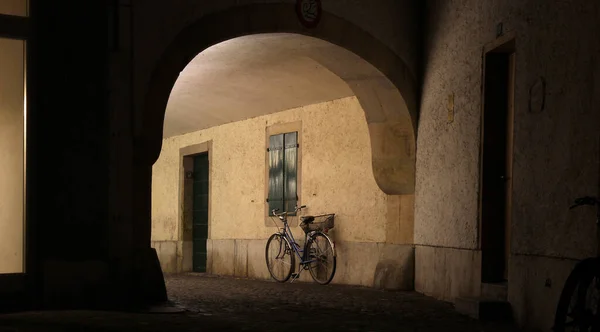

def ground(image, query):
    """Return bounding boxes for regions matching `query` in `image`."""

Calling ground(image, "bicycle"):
[553,196,600,331]
[265,205,337,285]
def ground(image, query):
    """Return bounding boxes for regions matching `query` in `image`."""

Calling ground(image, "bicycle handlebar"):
[272,205,307,217]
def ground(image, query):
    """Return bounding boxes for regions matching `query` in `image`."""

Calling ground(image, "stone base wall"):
[414,245,482,302]
[415,245,582,331]
[155,239,415,290]
[152,240,192,274]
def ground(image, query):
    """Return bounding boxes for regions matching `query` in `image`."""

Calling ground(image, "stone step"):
[455,297,513,322]
[481,282,508,301]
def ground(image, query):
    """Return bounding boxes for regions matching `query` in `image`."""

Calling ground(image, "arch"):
[139,3,418,194]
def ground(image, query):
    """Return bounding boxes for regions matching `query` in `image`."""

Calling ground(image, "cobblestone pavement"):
[0,273,520,331]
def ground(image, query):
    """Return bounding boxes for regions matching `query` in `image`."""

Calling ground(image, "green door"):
[193,153,209,272]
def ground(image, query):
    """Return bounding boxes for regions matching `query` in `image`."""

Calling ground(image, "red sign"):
[296,0,322,29]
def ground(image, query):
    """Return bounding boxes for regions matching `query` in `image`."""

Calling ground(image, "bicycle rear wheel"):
[265,233,295,282]
[307,232,336,285]
[554,257,600,331]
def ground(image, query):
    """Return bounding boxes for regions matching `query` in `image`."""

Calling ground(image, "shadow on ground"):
[0,274,520,331]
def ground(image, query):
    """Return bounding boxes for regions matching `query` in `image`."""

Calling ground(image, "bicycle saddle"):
[300,216,315,223]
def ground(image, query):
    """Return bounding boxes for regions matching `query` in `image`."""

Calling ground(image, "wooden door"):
[192,153,209,272]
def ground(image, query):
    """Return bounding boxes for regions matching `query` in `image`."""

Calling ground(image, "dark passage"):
[480,44,515,283]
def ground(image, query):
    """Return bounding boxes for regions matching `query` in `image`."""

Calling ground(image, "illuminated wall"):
[152,97,414,288]
[0,37,25,273]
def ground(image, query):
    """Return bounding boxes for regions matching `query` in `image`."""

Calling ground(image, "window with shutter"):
[267,131,298,216]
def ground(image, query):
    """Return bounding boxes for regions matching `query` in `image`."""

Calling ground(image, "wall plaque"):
[447,93,455,123]
[529,76,546,114]
[296,0,322,29]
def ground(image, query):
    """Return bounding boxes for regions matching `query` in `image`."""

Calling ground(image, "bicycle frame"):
[267,205,337,285]
[278,217,318,265]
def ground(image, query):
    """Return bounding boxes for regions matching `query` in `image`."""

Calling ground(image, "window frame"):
[264,121,302,227]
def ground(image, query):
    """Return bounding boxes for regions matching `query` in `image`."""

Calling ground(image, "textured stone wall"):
[417,0,600,262]
[416,0,600,329]
[153,96,398,242]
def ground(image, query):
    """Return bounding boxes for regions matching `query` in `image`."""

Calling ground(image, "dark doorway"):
[193,153,209,272]
[480,40,515,283]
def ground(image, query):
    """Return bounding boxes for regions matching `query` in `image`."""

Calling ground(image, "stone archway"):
[139,3,418,195]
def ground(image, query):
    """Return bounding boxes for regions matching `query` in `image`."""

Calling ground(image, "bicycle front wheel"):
[265,233,295,283]
[307,232,336,285]
[554,257,600,331]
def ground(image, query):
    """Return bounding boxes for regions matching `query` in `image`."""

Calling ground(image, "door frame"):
[477,32,516,281]
[179,140,212,273]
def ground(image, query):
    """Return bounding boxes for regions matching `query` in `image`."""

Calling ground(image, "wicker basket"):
[299,214,335,234]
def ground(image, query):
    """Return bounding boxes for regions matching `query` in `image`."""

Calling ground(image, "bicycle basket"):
[299,214,335,234]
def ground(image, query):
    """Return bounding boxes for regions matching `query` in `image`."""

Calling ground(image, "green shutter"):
[268,132,299,216]
[283,132,298,215]
[268,134,284,216]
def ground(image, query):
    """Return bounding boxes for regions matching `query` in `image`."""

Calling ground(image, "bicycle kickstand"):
[290,271,301,283]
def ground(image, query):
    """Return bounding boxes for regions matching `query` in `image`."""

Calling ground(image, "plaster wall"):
[152,96,415,287]
[416,0,600,329]
[153,96,402,241]
[0,37,24,273]
[418,0,600,255]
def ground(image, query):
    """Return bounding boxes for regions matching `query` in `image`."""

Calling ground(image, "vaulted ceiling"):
[163,33,357,138]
